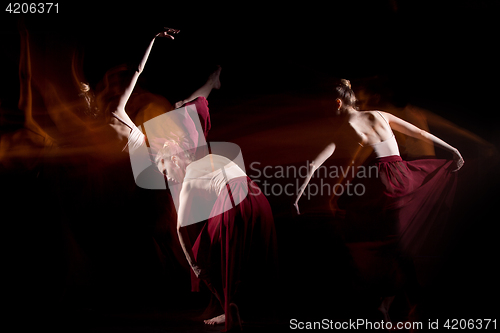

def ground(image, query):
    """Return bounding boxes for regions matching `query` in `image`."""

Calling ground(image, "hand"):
[175,97,196,109]
[164,27,180,34]
[174,100,185,109]
[293,202,301,215]
[452,149,464,172]
[191,263,209,281]
[156,27,180,39]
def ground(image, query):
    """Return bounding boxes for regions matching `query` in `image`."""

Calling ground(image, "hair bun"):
[79,82,90,92]
[340,79,352,89]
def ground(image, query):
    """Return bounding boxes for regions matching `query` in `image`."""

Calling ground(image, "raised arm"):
[294,143,336,214]
[116,28,179,112]
[380,111,464,171]
[174,65,222,109]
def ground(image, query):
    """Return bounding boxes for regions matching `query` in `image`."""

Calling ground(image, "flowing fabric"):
[185,96,211,160]
[191,176,278,332]
[337,155,457,294]
[185,96,211,140]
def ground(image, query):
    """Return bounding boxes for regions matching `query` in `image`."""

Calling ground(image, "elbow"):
[323,143,337,160]
[419,129,430,141]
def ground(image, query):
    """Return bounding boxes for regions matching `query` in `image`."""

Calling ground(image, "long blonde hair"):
[154,138,195,174]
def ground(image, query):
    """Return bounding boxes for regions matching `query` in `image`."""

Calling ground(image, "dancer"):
[155,139,278,331]
[294,79,463,320]
[294,78,463,214]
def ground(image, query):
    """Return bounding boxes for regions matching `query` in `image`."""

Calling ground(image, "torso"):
[109,117,133,143]
[107,108,146,153]
[331,110,399,160]
[109,109,134,138]
[345,110,393,146]
[184,154,247,196]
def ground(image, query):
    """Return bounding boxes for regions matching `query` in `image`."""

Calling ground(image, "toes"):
[203,314,225,325]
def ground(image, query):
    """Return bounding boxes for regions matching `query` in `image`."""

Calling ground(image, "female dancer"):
[155,139,278,331]
[294,79,463,320]
[69,28,229,307]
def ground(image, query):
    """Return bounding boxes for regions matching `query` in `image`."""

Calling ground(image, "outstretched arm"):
[174,65,222,109]
[116,28,179,112]
[380,111,464,171]
[294,143,336,214]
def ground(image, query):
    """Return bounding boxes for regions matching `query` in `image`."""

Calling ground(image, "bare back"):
[341,110,394,147]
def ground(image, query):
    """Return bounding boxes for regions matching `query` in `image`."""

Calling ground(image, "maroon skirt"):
[339,155,457,256]
[191,176,278,331]
[337,155,457,294]
[185,96,211,139]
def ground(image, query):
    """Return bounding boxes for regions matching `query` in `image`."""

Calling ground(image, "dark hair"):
[334,79,358,111]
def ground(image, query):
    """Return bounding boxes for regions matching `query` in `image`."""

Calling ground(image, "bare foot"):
[204,313,225,325]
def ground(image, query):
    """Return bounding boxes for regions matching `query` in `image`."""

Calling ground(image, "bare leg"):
[378,295,395,323]
[230,303,243,330]
[175,65,222,108]
[201,281,226,326]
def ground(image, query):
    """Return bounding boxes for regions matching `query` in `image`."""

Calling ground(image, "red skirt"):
[191,176,278,331]
[337,155,457,295]
[339,155,457,256]
[185,96,211,139]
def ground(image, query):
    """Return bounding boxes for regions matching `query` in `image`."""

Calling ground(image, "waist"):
[370,135,400,158]
[375,155,403,163]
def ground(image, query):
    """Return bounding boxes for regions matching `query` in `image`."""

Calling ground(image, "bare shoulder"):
[356,110,383,122]
[364,110,398,123]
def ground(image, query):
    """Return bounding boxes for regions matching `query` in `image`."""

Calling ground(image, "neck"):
[345,107,357,114]
[335,106,357,117]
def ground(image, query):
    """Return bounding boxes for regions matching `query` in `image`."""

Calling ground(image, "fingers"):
[293,203,301,215]
[157,27,180,39]
[157,32,175,39]
[164,27,180,34]
[452,158,464,172]
[451,150,464,172]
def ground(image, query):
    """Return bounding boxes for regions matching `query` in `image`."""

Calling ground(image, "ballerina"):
[155,139,278,331]
[294,78,463,321]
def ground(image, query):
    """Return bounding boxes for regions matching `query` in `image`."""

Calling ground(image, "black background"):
[1,1,499,332]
